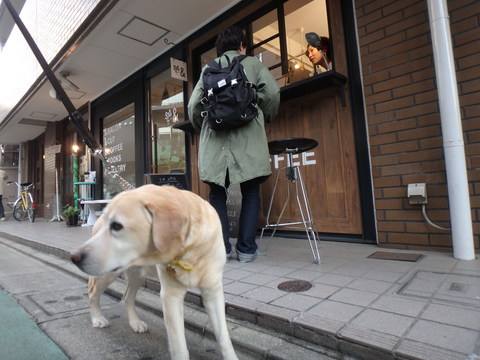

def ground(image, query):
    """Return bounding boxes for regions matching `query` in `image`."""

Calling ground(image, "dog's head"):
[70,185,189,276]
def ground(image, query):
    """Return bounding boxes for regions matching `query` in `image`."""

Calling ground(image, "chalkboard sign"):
[144,173,189,190]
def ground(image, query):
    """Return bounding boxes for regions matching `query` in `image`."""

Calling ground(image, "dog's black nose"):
[70,251,84,265]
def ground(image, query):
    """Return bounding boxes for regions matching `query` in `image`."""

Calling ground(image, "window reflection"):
[285,0,330,77]
[195,0,330,88]
[149,72,186,175]
[0,144,19,167]
[102,103,135,199]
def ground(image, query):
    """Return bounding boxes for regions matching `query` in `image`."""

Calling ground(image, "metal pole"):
[427,0,475,260]
[73,154,79,210]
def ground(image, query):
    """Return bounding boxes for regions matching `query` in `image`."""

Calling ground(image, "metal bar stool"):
[259,138,321,264]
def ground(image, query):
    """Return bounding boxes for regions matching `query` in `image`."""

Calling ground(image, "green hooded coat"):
[188,50,280,187]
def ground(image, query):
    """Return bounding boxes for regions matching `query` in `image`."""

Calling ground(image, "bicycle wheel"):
[13,201,28,221]
[27,197,36,223]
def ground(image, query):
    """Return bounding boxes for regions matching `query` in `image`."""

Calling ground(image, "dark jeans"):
[208,177,262,255]
[0,195,4,218]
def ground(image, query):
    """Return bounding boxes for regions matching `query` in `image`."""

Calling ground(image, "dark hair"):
[319,36,332,61]
[305,32,333,61]
[215,26,247,56]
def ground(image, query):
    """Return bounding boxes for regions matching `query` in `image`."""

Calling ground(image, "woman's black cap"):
[305,32,321,49]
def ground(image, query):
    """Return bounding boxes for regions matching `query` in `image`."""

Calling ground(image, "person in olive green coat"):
[188,26,280,263]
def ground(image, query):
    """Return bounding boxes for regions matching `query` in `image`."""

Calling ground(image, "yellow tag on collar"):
[168,259,193,271]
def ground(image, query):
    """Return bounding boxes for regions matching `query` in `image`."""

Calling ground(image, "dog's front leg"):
[201,285,238,360]
[88,273,117,328]
[158,268,189,360]
[124,267,148,333]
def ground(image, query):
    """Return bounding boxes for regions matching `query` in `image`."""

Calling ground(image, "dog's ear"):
[143,199,189,252]
[92,214,104,236]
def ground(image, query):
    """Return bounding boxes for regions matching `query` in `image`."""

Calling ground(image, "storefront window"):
[102,103,135,199]
[196,0,330,87]
[284,0,330,80]
[0,144,19,167]
[149,71,186,175]
[251,9,282,81]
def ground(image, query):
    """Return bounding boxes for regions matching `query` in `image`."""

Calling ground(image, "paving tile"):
[261,265,295,277]
[346,278,393,294]
[293,313,345,335]
[285,268,322,281]
[454,259,480,272]
[313,255,350,268]
[417,255,458,272]
[396,339,468,360]
[316,273,356,287]
[362,268,405,282]
[270,293,321,312]
[240,273,279,286]
[281,259,313,269]
[421,303,480,330]
[225,294,262,310]
[236,261,272,273]
[242,285,285,303]
[348,309,415,337]
[223,281,258,296]
[374,261,415,274]
[405,319,479,354]
[330,265,369,277]
[329,288,380,307]
[304,282,340,299]
[257,302,302,321]
[307,300,363,323]
[370,294,427,317]
[398,271,480,307]
[339,325,399,352]
[223,268,254,281]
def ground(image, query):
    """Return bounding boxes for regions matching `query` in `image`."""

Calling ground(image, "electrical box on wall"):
[407,183,428,204]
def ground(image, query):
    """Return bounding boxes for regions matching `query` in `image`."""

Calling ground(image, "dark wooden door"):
[263,86,362,235]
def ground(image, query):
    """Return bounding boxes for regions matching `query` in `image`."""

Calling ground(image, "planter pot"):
[65,214,79,227]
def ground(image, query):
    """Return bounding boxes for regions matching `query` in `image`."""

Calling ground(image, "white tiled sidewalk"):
[0,218,479,360]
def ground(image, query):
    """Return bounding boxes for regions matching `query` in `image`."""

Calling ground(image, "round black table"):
[268,138,318,155]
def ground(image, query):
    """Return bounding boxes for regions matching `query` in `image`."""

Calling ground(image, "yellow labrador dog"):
[71,184,238,360]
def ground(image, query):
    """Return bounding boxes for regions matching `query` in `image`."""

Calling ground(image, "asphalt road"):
[0,237,339,360]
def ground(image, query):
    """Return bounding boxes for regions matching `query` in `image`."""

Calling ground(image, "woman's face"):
[305,45,323,66]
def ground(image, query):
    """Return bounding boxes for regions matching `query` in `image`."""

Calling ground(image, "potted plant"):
[62,204,80,226]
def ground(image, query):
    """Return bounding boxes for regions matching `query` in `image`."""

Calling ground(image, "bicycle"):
[7,181,36,222]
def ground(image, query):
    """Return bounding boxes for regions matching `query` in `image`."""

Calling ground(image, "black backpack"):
[200,55,258,130]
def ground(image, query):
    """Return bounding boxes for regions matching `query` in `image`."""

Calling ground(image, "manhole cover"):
[277,280,313,293]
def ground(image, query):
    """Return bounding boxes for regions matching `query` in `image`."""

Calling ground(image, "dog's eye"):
[110,221,123,232]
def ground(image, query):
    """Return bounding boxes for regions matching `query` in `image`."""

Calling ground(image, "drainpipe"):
[427,0,475,260]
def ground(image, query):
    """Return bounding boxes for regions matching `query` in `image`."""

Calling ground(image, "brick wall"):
[355,0,480,251]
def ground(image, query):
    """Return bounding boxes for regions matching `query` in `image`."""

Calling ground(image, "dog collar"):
[168,259,193,271]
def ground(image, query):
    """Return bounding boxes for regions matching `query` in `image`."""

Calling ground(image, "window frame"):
[191,1,333,86]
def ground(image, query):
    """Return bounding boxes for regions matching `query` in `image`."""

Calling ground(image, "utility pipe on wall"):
[427,0,475,260]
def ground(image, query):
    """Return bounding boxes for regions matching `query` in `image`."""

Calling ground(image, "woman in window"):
[305,32,332,73]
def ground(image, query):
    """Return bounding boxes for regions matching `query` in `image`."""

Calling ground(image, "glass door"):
[149,71,186,175]
[102,103,136,199]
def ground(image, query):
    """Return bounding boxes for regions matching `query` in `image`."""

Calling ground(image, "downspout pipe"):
[427,0,475,260]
